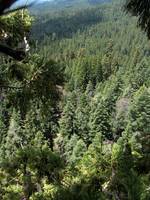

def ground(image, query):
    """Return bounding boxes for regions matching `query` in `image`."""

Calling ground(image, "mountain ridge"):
[30,0,112,15]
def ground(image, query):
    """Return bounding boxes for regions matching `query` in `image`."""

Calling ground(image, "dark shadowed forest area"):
[0,0,150,199]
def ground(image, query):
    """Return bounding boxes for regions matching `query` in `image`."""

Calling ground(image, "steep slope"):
[30,1,150,198]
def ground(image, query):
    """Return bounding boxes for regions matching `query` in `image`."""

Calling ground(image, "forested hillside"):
[0,0,150,199]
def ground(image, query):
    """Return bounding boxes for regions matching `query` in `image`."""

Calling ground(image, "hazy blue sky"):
[14,0,52,6]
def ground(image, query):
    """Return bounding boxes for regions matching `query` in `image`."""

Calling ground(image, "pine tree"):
[128,86,150,173]
[63,134,79,163]
[111,137,141,200]
[59,92,77,139]
[75,92,91,145]
[69,139,86,167]
[101,41,114,80]
[1,109,22,161]
[89,99,112,141]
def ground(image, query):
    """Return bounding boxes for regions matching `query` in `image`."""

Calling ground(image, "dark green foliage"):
[59,91,77,138]
[89,99,112,140]
[32,7,104,41]
[125,0,150,38]
[128,86,150,174]
[111,138,141,200]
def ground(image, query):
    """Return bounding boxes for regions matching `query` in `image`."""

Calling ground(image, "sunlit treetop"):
[0,10,33,42]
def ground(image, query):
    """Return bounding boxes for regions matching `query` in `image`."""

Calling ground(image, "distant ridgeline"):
[53,0,112,6]
[88,0,112,4]
[30,0,114,42]
[31,7,105,41]
[30,0,112,15]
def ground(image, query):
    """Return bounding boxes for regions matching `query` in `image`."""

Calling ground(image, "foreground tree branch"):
[0,0,35,15]
[0,0,35,60]
[0,0,18,15]
[125,0,150,38]
[0,43,26,60]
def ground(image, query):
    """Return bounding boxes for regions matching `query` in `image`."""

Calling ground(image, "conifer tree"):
[69,139,86,167]
[59,92,77,139]
[111,138,141,200]
[128,86,150,173]
[89,99,112,141]
[75,92,91,145]
[63,134,79,163]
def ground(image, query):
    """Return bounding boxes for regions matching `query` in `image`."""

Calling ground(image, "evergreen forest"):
[0,0,150,199]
